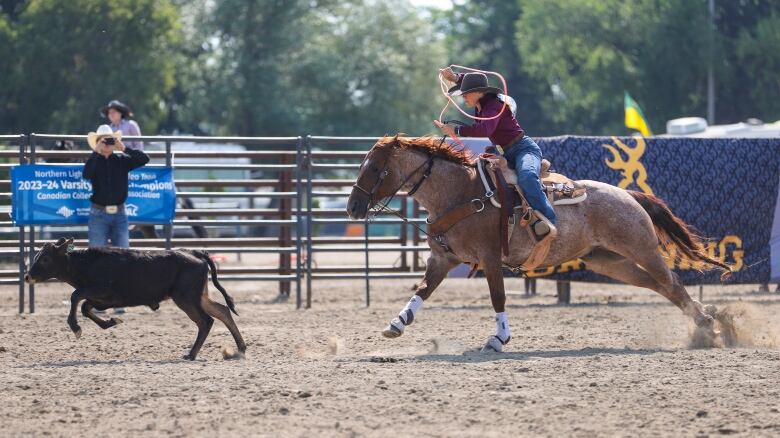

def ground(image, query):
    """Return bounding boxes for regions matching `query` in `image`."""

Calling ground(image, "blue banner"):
[11,164,176,225]
[459,137,780,285]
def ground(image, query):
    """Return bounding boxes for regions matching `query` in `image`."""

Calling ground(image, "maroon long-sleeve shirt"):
[456,94,524,147]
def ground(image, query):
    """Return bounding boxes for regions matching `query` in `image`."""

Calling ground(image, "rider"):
[433,67,556,241]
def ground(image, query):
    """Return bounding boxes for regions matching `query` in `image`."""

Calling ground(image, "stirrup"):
[520,212,557,271]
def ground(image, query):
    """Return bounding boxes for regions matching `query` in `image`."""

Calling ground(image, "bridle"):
[352,139,439,236]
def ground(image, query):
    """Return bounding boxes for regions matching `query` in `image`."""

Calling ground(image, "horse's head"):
[347,136,404,220]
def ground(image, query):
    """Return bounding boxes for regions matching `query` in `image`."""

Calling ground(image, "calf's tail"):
[195,250,238,315]
[627,190,732,281]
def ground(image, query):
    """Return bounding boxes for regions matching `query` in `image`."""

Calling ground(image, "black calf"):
[25,238,245,360]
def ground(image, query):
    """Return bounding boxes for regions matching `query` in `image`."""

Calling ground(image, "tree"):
[4,0,180,134]
[735,13,780,122]
[179,0,446,137]
[516,0,780,135]
[437,0,552,134]
[0,12,16,131]
[288,1,447,136]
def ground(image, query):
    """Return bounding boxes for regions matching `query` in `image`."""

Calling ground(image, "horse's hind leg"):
[586,248,712,327]
[200,285,246,353]
[583,249,665,292]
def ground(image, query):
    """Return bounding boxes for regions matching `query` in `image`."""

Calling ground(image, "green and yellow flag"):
[624,92,652,136]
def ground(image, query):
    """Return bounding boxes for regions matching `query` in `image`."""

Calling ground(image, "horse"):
[347,136,732,352]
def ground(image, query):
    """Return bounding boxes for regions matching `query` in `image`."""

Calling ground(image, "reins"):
[355,139,441,238]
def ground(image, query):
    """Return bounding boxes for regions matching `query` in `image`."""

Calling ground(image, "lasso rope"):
[437,64,509,148]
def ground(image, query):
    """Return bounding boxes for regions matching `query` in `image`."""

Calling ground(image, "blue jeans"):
[88,207,129,248]
[502,136,557,224]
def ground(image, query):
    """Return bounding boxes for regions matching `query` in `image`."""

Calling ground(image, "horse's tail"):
[627,190,732,281]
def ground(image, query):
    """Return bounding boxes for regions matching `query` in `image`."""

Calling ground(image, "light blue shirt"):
[110,119,144,151]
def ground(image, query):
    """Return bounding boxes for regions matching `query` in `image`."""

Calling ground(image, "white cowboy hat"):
[87,124,122,151]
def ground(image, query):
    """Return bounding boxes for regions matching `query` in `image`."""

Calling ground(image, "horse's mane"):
[377,135,475,167]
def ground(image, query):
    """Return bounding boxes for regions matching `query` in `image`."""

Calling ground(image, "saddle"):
[477,154,587,272]
[482,154,587,205]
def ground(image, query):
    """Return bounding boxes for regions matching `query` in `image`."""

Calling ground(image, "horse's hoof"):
[694,312,715,328]
[480,336,504,353]
[72,328,82,339]
[111,317,123,325]
[690,326,720,349]
[182,354,195,361]
[382,319,404,338]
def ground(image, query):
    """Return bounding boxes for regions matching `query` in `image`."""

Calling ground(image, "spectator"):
[100,100,144,151]
[101,99,157,238]
[84,124,149,248]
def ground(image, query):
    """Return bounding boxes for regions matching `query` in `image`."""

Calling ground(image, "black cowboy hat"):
[448,72,502,96]
[100,100,133,119]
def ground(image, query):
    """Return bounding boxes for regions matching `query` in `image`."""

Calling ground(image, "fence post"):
[364,216,370,307]
[305,136,313,308]
[164,140,172,250]
[28,134,36,313]
[400,196,408,270]
[295,137,303,309]
[279,151,292,298]
[17,134,27,314]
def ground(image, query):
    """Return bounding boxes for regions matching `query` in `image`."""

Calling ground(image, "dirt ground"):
[2,273,780,437]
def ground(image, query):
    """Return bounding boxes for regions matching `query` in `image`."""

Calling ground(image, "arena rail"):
[10,134,304,312]
[304,136,429,308]
[3,134,512,313]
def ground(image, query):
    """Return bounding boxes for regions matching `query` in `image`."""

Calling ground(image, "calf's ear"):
[54,237,67,247]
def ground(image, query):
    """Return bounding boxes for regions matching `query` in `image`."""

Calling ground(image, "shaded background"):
[0,0,778,137]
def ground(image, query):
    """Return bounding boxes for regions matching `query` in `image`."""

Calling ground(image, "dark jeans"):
[502,136,557,224]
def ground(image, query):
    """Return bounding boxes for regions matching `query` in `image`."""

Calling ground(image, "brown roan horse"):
[347,136,732,352]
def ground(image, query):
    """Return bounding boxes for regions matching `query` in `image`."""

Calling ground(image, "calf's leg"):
[201,292,246,353]
[67,289,91,338]
[81,301,123,329]
[174,296,214,360]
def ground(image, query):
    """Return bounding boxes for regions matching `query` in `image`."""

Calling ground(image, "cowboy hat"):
[99,100,133,119]
[87,125,122,151]
[448,72,502,96]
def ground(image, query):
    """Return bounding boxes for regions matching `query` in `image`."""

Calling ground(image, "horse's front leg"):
[481,258,511,353]
[382,253,459,338]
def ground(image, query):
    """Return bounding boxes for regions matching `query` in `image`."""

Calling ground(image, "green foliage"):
[437,0,551,134]
[735,12,780,122]
[288,1,446,137]
[173,0,445,137]
[1,0,778,137]
[517,0,780,134]
[2,0,180,134]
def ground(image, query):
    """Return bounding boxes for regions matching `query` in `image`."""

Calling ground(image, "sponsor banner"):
[458,136,780,285]
[11,164,176,225]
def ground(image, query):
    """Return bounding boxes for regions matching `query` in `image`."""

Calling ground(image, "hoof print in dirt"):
[369,356,402,363]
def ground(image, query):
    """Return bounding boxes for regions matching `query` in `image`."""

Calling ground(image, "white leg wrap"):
[495,312,511,344]
[397,295,424,326]
[382,295,424,338]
